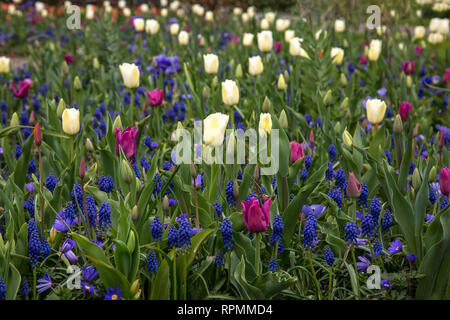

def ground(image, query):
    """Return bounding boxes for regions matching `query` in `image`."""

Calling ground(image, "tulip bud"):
[412,168,422,190]
[74,76,82,91]
[190,163,197,179]
[79,156,86,180]
[235,64,243,78]
[393,114,403,133]
[254,165,259,184]
[212,76,218,89]
[112,116,123,132]
[279,110,288,128]
[343,129,353,148]
[130,279,140,297]
[121,159,134,185]
[11,112,19,127]
[202,86,210,100]
[93,57,100,70]
[162,195,170,212]
[440,167,450,196]
[233,180,239,200]
[34,121,42,147]
[410,186,415,199]
[50,99,57,110]
[284,70,289,82]
[347,172,362,198]
[62,61,69,74]
[277,74,287,90]
[262,96,271,112]
[50,227,57,243]
[429,166,436,182]
[340,97,349,109]
[131,205,139,220]
[127,230,136,253]
[57,98,66,117]
[226,131,236,159]
[135,177,141,191]
[86,138,94,151]
[340,73,347,85]
[323,90,332,105]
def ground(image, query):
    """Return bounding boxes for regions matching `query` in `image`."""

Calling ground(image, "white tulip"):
[284,30,295,43]
[335,19,345,33]
[221,80,239,106]
[146,19,160,34]
[203,113,230,147]
[178,31,189,45]
[170,23,180,35]
[133,18,145,32]
[248,56,264,76]
[276,19,290,32]
[203,54,219,74]
[257,31,273,52]
[0,57,11,74]
[243,33,254,46]
[119,63,140,88]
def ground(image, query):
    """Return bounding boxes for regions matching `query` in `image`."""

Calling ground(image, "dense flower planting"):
[0,0,449,300]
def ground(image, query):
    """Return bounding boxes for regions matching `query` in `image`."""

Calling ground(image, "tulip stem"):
[351,245,361,300]
[309,249,322,300]
[192,171,200,231]
[33,268,37,300]
[328,266,333,299]
[38,145,45,238]
[255,233,261,275]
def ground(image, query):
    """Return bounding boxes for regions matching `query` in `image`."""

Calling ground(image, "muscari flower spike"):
[221,217,234,251]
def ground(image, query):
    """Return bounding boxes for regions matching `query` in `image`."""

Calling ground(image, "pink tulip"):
[443,69,450,83]
[289,141,305,164]
[399,101,412,121]
[146,89,164,106]
[359,55,368,65]
[241,198,271,233]
[414,46,423,57]
[274,42,282,53]
[440,167,450,196]
[116,127,138,158]
[64,54,74,64]
[11,78,32,98]
[402,61,415,75]
[346,172,362,198]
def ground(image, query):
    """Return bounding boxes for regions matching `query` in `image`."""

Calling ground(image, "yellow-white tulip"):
[146,19,160,34]
[276,19,290,32]
[284,30,295,43]
[0,56,11,74]
[265,12,275,24]
[170,0,179,11]
[260,18,269,30]
[368,39,382,61]
[118,0,126,9]
[192,4,204,16]
[119,63,140,88]
[41,9,48,17]
[277,74,287,90]
[366,98,386,124]
[247,6,255,19]
[133,18,145,32]
[428,33,444,44]
[376,26,386,36]
[62,108,80,135]
[289,38,309,59]
[343,129,353,147]
[205,10,214,22]
[429,18,440,32]
[160,0,168,7]
[178,31,189,45]
[203,54,219,74]
[414,26,425,39]
[335,19,345,32]
[257,31,273,52]
[161,8,168,17]
[86,5,94,19]
[221,80,239,106]
[35,1,44,12]
[331,47,344,65]
[203,113,230,147]
[259,113,272,136]
[8,4,16,15]
[170,23,179,35]
[233,7,242,15]
[140,4,149,12]
[243,33,254,46]
[241,13,249,23]
[248,56,264,76]
[123,8,131,17]
[437,18,449,34]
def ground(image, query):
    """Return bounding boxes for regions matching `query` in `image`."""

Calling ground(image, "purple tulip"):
[241,198,271,233]
[146,88,164,106]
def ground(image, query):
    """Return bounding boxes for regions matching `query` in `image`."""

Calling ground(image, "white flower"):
[243,33,254,46]
[414,26,425,39]
[260,18,269,30]
[284,30,295,43]
[203,54,219,74]
[265,12,275,24]
[178,31,189,45]
[248,56,264,76]
[133,18,145,32]
[205,11,214,22]
[203,113,229,147]
[221,80,239,106]
[0,56,11,74]
[331,47,344,65]
[170,23,180,35]
[276,18,290,32]
[119,63,140,88]
[62,108,80,135]
[335,19,345,32]
[146,19,160,35]
[289,37,309,58]
[258,113,272,136]
[368,39,382,61]
[257,31,273,52]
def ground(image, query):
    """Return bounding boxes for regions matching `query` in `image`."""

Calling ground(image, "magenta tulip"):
[274,41,282,53]
[116,127,138,158]
[440,167,450,196]
[64,54,74,64]
[11,78,32,98]
[399,101,412,121]
[402,61,415,75]
[289,141,305,164]
[241,198,271,233]
[146,89,164,106]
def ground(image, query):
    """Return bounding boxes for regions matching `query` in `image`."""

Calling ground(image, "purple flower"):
[377,88,387,98]
[425,214,435,224]
[104,286,122,300]
[355,238,368,246]
[388,238,403,254]
[25,183,35,193]
[356,256,371,273]
[381,280,391,288]
[407,253,417,263]
[81,281,98,295]
[64,250,78,264]
[301,205,327,218]
[191,227,203,236]
[82,267,98,282]
[52,212,78,232]
[36,273,52,294]
[61,239,76,254]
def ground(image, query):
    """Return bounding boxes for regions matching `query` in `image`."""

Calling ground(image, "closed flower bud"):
[235,64,243,78]
[258,113,272,136]
[86,138,94,151]
[11,112,19,127]
[162,195,170,212]
[121,159,134,185]
[79,156,86,180]
[74,76,82,91]
[277,74,287,90]
[331,47,344,65]
[412,168,422,190]
[340,96,349,109]
[62,108,80,135]
[131,205,139,220]
[50,227,57,243]
[57,98,66,117]
[262,96,271,112]
[130,279,140,296]
[127,230,136,253]
[279,110,288,128]
[112,116,123,132]
[202,86,210,100]
[343,129,353,147]
[429,166,436,182]
[62,61,69,75]
[233,180,239,200]
[368,39,382,61]
[226,131,236,159]
[393,114,403,133]
[347,172,362,198]
[34,121,42,147]
[0,56,11,74]
[340,73,347,85]
[323,89,332,105]
[440,167,450,196]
